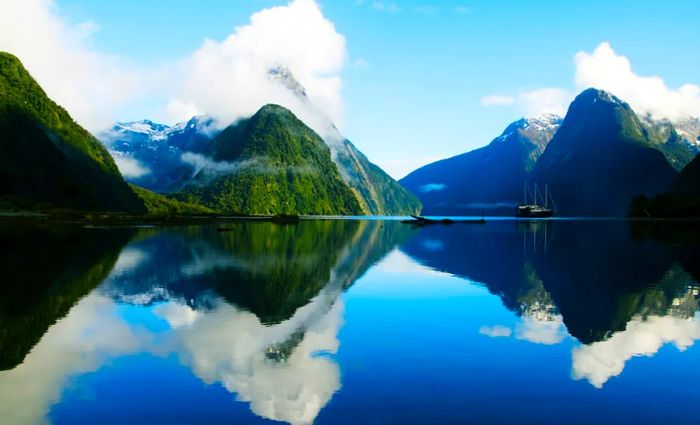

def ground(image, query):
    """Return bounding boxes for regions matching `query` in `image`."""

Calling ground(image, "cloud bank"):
[0,0,147,131]
[112,155,151,179]
[572,314,700,388]
[482,42,700,121]
[166,0,347,137]
[0,0,347,138]
[574,42,700,121]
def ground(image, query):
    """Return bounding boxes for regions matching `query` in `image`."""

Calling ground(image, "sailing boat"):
[516,183,555,218]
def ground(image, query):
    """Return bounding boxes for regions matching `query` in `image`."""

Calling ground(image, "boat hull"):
[516,210,554,218]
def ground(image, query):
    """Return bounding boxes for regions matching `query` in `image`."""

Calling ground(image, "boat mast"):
[545,184,549,209]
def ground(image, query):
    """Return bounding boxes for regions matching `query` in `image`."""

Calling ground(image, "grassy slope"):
[337,140,421,215]
[0,52,143,212]
[180,105,363,215]
[130,184,214,216]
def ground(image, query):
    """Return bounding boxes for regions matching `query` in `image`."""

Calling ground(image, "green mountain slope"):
[130,184,214,215]
[179,104,363,215]
[532,88,677,216]
[0,52,143,212]
[335,139,421,215]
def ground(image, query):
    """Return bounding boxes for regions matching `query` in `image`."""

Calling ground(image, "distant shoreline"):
[1,211,699,227]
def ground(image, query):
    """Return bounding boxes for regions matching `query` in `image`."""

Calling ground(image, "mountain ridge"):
[400,114,562,215]
[532,88,679,216]
[0,51,144,212]
[177,104,365,215]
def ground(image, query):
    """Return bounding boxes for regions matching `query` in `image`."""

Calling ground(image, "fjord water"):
[1,220,700,425]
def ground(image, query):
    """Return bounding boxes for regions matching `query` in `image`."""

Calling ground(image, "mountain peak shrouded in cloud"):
[165,0,347,140]
[575,42,700,122]
[0,0,346,138]
[482,42,700,124]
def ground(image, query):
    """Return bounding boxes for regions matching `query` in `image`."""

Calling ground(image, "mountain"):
[99,67,420,215]
[400,220,690,346]
[267,66,421,215]
[335,139,421,215]
[102,220,414,325]
[0,52,143,212]
[532,88,678,216]
[178,104,364,215]
[400,114,562,215]
[640,115,700,170]
[99,117,213,192]
[671,153,700,194]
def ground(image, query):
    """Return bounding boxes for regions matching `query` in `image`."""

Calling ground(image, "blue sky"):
[6,0,700,177]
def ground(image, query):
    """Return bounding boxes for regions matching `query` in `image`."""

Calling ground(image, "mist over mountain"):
[177,104,364,215]
[99,66,420,215]
[99,117,213,192]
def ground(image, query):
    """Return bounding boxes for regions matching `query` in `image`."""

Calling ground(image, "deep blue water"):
[1,219,699,424]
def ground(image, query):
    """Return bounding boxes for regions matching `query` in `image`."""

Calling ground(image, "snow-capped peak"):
[524,114,564,131]
[112,120,171,136]
[492,114,563,145]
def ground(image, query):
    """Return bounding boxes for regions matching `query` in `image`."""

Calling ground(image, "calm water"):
[1,219,700,424]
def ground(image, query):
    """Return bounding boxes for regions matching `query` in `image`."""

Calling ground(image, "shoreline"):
[1,211,699,227]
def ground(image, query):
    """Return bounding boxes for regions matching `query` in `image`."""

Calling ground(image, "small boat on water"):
[401,215,486,225]
[516,183,555,218]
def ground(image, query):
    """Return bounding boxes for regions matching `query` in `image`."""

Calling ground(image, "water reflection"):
[0,220,413,425]
[401,220,700,387]
[2,219,700,424]
[0,224,135,370]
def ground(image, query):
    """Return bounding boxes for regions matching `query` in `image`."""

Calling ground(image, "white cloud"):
[0,0,349,139]
[515,315,567,345]
[169,296,344,425]
[482,42,700,121]
[111,155,151,179]
[0,295,146,425]
[479,325,512,338]
[0,0,148,131]
[481,88,571,117]
[162,99,201,125]
[375,249,447,276]
[480,95,515,106]
[420,183,447,193]
[574,42,700,121]
[516,88,572,117]
[572,314,700,388]
[169,0,347,138]
[112,247,149,274]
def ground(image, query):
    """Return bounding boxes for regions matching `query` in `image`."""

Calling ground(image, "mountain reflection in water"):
[402,220,700,388]
[0,219,699,424]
